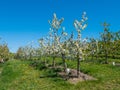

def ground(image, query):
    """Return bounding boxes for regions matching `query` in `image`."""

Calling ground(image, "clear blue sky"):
[0,0,120,53]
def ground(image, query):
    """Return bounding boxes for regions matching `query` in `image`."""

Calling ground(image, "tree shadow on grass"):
[40,67,62,78]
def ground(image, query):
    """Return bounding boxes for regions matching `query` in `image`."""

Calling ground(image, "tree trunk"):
[62,54,67,72]
[44,56,46,66]
[52,56,55,68]
[91,52,94,61]
[96,53,98,61]
[105,49,108,64]
[77,57,80,78]
[29,53,32,60]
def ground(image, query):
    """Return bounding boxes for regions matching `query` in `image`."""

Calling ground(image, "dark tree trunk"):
[105,49,108,64]
[96,53,98,61]
[44,57,46,66]
[52,56,55,68]
[91,54,93,61]
[29,52,32,60]
[77,57,80,78]
[62,53,67,72]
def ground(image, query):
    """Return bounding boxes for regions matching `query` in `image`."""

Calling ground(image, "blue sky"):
[0,0,120,53]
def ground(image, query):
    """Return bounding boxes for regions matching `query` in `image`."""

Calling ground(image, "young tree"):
[73,12,88,77]
[0,44,9,61]
[0,38,9,61]
[111,31,120,59]
[15,47,24,59]
[89,38,96,61]
[38,38,46,63]
[58,28,69,72]
[100,22,113,63]
[89,38,99,61]
[48,13,64,67]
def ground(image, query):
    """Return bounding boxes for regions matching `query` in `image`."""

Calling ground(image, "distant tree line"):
[0,38,11,62]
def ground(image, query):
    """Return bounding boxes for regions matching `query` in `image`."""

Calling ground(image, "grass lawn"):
[0,59,120,90]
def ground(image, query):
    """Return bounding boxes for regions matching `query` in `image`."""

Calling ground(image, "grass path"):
[0,60,120,90]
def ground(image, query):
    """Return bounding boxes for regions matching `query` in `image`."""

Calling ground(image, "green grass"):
[0,59,120,90]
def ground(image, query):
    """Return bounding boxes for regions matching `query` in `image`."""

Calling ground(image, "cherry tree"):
[100,22,113,63]
[58,28,69,72]
[38,38,48,64]
[48,13,64,67]
[73,12,88,77]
